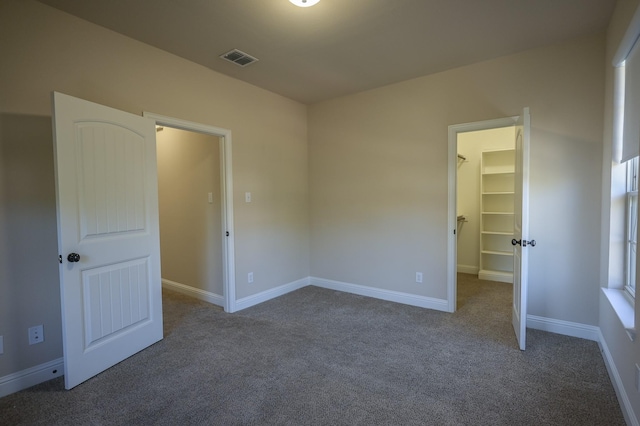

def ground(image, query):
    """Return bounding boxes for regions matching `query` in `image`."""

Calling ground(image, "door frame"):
[446,115,519,313]
[143,112,237,313]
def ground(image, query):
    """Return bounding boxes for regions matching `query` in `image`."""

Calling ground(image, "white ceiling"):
[37,0,616,104]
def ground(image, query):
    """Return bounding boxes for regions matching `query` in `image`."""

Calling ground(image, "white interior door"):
[53,92,163,389]
[512,107,531,350]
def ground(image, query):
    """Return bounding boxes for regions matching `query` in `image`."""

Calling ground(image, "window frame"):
[625,156,638,299]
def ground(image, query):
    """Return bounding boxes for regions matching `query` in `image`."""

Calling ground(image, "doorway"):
[144,112,237,313]
[455,127,515,308]
[156,127,225,307]
[446,116,519,313]
[456,127,515,278]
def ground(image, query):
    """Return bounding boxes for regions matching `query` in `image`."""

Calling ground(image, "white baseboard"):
[598,329,639,426]
[478,270,513,283]
[310,277,449,312]
[526,314,600,342]
[162,279,224,308]
[0,358,64,398]
[457,265,479,274]
[234,277,310,312]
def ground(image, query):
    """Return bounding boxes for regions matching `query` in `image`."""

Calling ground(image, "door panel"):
[512,107,530,350]
[53,92,162,389]
[77,123,147,237]
[83,258,150,348]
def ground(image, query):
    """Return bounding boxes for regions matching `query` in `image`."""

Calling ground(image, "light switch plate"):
[245,192,252,203]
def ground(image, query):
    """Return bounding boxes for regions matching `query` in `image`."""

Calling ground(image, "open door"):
[53,92,163,389]
[512,107,531,350]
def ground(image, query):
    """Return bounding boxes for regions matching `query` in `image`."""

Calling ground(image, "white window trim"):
[625,157,638,299]
[602,288,636,341]
[625,190,637,297]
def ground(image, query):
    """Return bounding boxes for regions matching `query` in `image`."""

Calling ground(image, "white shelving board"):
[479,148,515,283]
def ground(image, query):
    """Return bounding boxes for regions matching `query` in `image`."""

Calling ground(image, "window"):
[606,4,639,339]
[615,22,640,300]
[625,156,638,298]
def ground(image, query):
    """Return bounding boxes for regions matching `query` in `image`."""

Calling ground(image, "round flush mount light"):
[289,0,321,7]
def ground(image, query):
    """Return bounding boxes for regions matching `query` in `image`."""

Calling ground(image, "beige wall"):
[599,0,640,423]
[457,127,515,274]
[0,113,63,377]
[0,0,309,377]
[157,128,223,296]
[309,33,605,322]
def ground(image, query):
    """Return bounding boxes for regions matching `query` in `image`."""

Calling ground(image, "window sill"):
[602,288,636,341]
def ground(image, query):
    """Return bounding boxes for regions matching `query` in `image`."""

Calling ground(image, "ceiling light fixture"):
[289,0,320,7]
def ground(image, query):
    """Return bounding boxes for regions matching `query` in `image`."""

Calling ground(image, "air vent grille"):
[220,49,259,67]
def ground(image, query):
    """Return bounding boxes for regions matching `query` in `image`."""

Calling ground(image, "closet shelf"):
[481,211,514,215]
[481,249,513,257]
[479,270,513,280]
[480,148,515,283]
[482,191,514,195]
[481,231,514,236]
[481,170,514,175]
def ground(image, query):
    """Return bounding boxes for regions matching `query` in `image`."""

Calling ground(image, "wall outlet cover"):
[28,325,44,345]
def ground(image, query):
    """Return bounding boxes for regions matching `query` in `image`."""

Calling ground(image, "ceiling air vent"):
[220,49,259,67]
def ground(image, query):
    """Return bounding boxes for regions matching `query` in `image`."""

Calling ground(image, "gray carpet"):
[0,274,626,425]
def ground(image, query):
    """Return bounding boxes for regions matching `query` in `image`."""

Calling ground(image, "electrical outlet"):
[28,325,44,345]
[248,272,254,283]
[416,272,423,283]
[0,335,3,354]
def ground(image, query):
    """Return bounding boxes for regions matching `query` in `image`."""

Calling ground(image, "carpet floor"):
[0,274,626,425]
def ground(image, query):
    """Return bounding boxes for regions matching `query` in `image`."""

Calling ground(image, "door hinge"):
[59,255,62,264]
